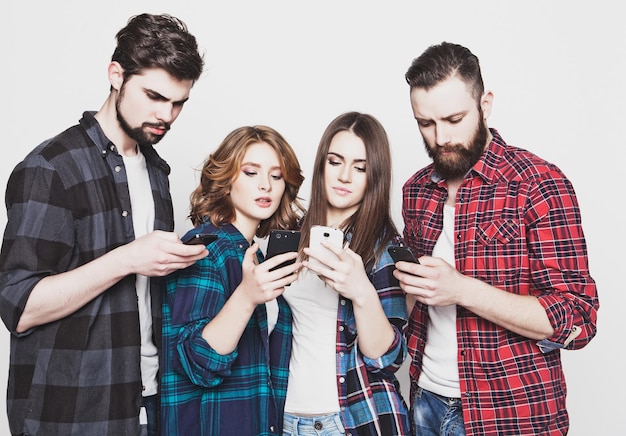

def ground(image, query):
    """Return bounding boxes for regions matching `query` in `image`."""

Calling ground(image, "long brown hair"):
[189,125,305,238]
[299,112,398,270]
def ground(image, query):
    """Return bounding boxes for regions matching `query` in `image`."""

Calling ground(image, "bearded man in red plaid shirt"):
[393,41,598,436]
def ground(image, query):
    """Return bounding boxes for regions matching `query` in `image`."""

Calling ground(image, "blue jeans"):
[283,412,345,435]
[412,387,465,436]
[140,394,158,436]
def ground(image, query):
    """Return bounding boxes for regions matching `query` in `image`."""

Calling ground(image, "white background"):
[2,1,623,434]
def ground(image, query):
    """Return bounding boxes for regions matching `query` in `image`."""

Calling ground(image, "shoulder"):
[184,223,247,264]
[371,234,402,273]
[488,133,569,183]
[402,164,434,191]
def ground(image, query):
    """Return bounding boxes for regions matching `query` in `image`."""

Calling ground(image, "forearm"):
[16,248,131,333]
[201,289,256,355]
[459,276,554,340]
[353,287,396,359]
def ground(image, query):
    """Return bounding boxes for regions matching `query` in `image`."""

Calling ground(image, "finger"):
[263,251,298,272]
[242,243,260,266]
[320,240,343,257]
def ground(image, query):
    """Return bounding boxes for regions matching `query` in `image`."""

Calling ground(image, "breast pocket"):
[473,219,522,286]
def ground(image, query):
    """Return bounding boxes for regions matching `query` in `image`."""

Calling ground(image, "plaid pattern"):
[402,129,599,435]
[335,237,411,435]
[161,223,293,435]
[0,112,173,435]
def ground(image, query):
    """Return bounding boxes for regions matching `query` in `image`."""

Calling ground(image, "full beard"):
[115,87,170,146]
[425,120,488,180]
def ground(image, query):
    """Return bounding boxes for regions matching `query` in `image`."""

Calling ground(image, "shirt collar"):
[79,111,170,175]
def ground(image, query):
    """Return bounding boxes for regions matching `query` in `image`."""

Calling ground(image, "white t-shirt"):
[282,269,340,414]
[418,204,461,398]
[123,150,158,397]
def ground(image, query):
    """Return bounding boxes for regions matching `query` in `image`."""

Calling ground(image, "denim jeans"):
[412,387,465,436]
[140,394,158,436]
[283,412,345,435]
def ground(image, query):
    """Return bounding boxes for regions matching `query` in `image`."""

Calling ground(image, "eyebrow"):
[145,88,190,105]
[241,161,282,171]
[328,151,366,163]
[415,110,467,123]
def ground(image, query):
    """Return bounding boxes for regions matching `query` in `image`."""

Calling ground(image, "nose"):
[338,165,351,183]
[155,102,175,124]
[259,175,271,192]
[435,124,452,146]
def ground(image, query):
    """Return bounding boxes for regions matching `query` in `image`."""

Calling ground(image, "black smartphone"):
[266,230,301,271]
[387,246,420,264]
[184,233,218,246]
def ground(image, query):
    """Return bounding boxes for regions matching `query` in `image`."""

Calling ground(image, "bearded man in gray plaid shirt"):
[0,13,208,436]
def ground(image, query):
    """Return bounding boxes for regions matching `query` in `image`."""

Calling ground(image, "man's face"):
[116,68,193,146]
[410,76,491,180]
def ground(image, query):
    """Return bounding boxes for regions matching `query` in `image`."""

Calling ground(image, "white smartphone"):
[308,225,344,271]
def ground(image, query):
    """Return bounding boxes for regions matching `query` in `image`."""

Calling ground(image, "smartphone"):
[308,225,344,270]
[184,233,218,246]
[265,229,301,271]
[387,246,420,264]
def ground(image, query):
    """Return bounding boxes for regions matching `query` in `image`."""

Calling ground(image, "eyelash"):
[243,170,283,180]
[419,118,462,128]
[328,160,366,172]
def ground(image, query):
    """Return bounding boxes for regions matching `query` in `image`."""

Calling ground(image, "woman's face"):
[230,142,286,238]
[324,130,367,224]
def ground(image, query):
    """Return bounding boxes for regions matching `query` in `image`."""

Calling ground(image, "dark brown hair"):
[112,13,204,83]
[299,112,398,270]
[405,41,484,102]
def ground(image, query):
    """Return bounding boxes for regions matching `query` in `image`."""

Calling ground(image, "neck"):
[326,206,357,229]
[232,218,260,244]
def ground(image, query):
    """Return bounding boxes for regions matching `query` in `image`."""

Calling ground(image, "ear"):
[107,61,125,91]
[480,90,494,120]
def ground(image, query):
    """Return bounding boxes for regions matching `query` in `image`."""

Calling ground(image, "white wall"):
[2,1,623,434]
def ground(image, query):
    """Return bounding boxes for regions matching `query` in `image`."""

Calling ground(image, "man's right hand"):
[123,230,209,277]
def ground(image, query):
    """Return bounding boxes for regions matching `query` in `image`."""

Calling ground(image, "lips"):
[332,187,352,196]
[148,126,167,136]
[255,197,272,207]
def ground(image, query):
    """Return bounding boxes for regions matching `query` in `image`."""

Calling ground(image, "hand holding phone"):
[307,225,344,271]
[184,233,218,246]
[387,246,420,264]
[265,230,301,272]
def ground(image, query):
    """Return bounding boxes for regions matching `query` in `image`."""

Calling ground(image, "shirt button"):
[115,166,122,173]
[269,425,275,432]
[339,376,345,383]
[338,326,344,332]
[339,352,344,357]
[122,210,128,217]
[340,299,346,305]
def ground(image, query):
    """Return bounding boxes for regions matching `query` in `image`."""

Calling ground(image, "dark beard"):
[425,120,488,180]
[115,86,170,146]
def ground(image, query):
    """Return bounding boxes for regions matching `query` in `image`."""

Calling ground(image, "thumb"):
[244,242,259,265]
